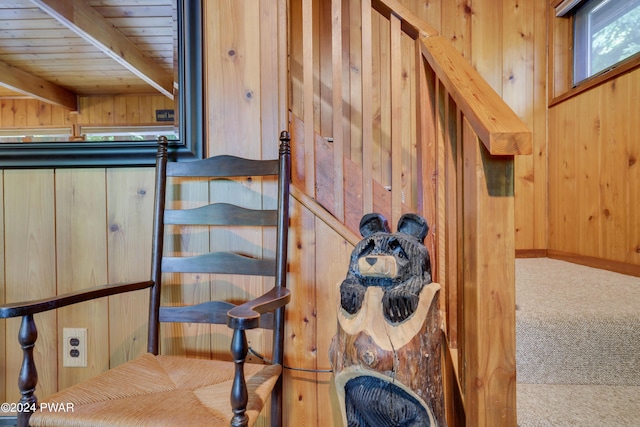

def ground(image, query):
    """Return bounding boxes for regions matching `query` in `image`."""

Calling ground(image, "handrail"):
[420,35,532,155]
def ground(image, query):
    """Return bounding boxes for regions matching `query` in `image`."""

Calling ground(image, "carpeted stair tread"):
[517,383,640,427]
[516,258,640,385]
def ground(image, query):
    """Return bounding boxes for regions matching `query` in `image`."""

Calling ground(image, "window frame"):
[549,0,640,105]
[573,0,640,84]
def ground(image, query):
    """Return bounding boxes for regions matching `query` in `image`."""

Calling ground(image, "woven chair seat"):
[30,353,282,427]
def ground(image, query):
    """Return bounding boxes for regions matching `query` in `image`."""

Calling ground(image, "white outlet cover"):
[63,328,87,368]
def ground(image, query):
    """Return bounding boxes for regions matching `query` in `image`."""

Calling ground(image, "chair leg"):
[18,315,38,427]
[230,328,249,427]
[270,376,283,427]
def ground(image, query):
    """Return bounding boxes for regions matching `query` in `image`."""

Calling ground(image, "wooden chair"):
[0,131,292,427]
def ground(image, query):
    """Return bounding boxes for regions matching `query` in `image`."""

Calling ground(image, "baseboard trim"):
[515,249,547,258]
[521,250,640,278]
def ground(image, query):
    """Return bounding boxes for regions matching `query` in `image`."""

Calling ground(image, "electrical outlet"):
[63,328,87,368]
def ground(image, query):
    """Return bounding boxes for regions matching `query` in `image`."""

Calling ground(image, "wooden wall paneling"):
[532,0,548,250]
[548,67,640,266]
[205,0,262,158]
[549,10,572,100]
[461,118,516,426]
[289,0,304,122]
[40,102,54,126]
[390,14,402,226]
[627,75,640,264]
[54,169,110,390]
[161,177,213,359]
[361,0,374,215]
[312,0,322,135]
[549,102,578,254]
[469,0,503,95]
[0,172,4,403]
[435,80,447,289]
[400,0,442,32]
[441,0,471,59]
[136,96,153,125]
[401,32,416,210]
[106,168,155,368]
[0,100,13,126]
[12,99,27,127]
[547,104,557,251]
[454,105,465,357]
[445,96,461,348]
[124,96,141,125]
[53,104,71,128]
[260,0,282,160]
[76,97,91,126]
[372,10,391,193]
[314,219,354,427]
[100,96,116,125]
[31,102,52,126]
[319,0,333,138]
[26,101,39,127]
[278,0,289,133]
[302,0,316,196]
[348,0,363,164]
[113,96,128,124]
[576,88,601,258]
[331,0,345,221]
[284,200,318,427]
[339,0,352,163]
[503,0,536,250]
[79,96,99,125]
[549,100,581,253]
[4,170,57,402]
[415,48,438,278]
[599,78,628,261]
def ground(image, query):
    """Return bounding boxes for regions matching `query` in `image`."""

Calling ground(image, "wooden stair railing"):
[289,0,531,426]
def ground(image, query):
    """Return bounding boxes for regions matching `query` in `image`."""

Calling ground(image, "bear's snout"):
[358,255,398,278]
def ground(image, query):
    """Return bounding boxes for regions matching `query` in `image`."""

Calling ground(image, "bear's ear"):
[359,213,390,237]
[397,213,429,243]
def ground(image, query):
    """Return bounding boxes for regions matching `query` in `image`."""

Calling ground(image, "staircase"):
[516,258,640,426]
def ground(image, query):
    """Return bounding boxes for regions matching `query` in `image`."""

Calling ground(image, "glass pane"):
[591,2,640,74]
[82,126,178,142]
[574,0,640,84]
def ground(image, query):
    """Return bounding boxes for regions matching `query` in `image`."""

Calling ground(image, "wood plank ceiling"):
[0,0,175,111]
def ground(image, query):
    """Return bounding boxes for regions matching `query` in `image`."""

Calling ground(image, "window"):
[572,0,640,84]
[0,128,72,143]
[81,126,178,142]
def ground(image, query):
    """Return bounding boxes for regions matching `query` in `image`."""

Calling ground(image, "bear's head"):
[348,213,431,287]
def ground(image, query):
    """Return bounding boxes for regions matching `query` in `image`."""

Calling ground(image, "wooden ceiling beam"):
[30,0,174,100]
[0,59,78,110]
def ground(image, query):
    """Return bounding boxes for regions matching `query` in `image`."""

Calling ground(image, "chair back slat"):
[164,203,277,226]
[162,252,276,276]
[166,156,279,177]
[160,302,275,329]
[159,301,235,324]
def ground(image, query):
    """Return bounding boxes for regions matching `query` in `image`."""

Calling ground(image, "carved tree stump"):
[330,284,446,426]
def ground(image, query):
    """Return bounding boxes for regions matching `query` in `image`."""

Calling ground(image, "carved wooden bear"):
[340,212,432,323]
[330,213,446,427]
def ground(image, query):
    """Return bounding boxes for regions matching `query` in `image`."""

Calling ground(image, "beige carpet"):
[516,258,640,426]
